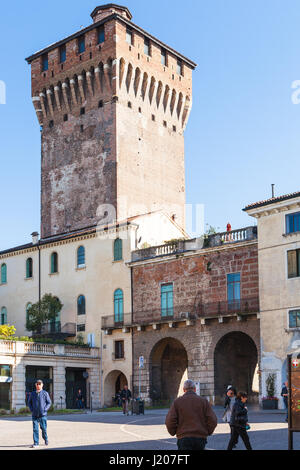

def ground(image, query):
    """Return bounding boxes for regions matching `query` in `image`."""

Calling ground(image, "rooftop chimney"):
[31,232,39,245]
[91,4,132,23]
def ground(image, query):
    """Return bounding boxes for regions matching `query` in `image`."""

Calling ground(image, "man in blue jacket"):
[28,379,52,448]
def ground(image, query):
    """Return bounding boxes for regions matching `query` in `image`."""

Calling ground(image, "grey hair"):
[183,379,196,391]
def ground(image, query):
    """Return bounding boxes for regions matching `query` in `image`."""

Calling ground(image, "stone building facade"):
[244,191,300,408]
[1,4,196,410]
[25,4,196,238]
[103,227,260,405]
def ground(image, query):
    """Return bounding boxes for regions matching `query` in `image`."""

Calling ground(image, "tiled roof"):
[243,191,300,211]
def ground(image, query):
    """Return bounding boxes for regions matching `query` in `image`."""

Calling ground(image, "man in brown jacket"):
[165,379,217,450]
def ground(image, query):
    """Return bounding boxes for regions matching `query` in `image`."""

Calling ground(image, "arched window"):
[50,252,58,274]
[26,258,33,278]
[49,297,61,333]
[1,264,7,284]
[26,303,32,327]
[114,238,122,261]
[77,295,86,316]
[77,246,85,267]
[1,307,7,325]
[114,289,124,324]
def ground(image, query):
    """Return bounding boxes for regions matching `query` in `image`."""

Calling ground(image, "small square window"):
[289,310,300,328]
[77,324,85,332]
[98,25,105,44]
[98,100,103,108]
[63,114,68,122]
[161,48,167,66]
[78,36,85,54]
[42,54,48,72]
[177,59,183,76]
[126,27,133,45]
[115,340,124,359]
[144,37,150,56]
[60,45,66,64]
[80,107,85,115]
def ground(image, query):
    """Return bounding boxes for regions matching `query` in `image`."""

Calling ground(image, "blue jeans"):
[32,417,48,445]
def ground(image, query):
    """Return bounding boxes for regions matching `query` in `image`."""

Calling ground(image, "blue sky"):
[1,0,300,250]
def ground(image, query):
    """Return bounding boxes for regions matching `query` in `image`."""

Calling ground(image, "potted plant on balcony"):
[262,373,278,409]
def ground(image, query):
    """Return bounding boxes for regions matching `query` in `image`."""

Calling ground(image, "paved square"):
[0,407,298,451]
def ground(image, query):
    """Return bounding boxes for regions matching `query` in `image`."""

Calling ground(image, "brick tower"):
[26,4,196,239]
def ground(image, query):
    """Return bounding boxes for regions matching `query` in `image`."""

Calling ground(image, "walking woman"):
[227,391,252,450]
[223,387,238,448]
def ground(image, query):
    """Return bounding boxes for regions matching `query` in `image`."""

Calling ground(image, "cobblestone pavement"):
[0,406,298,451]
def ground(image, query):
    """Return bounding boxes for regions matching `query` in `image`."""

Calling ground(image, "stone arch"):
[119,57,126,88]
[148,76,156,105]
[170,89,177,116]
[133,67,141,97]
[214,331,259,404]
[141,72,148,101]
[182,95,191,127]
[149,337,188,404]
[125,63,133,93]
[106,58,113,88]
[104,370,128,407]
[156,81,163,108]
[176,92,183,119]
[163,85,170,112]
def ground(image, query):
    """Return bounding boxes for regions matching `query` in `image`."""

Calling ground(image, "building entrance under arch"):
[104,370,127,407]
[214,331,259,404]
[150,337,188,405]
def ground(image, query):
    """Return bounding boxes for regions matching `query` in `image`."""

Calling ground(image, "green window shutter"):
[161,284,174,317]
[114,289,124,323]
[26,258,33,278]
[1,307,7,325]
[1,264,7,284]
[51,253,58,273]
[77,295,86,315]
[114,239,122,261]
[77,246,85,267]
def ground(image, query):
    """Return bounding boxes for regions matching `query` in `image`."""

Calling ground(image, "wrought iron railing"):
[101,297,259,329]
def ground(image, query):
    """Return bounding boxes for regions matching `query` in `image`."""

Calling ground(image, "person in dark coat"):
[28,379,52,448]
[281,381,288,422]
[165,379,217,451]
[76,389,84,409]
[227,391,252,450]
[120,385,132,415]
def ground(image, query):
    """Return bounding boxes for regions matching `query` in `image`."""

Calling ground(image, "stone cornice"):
[0,224,135,260]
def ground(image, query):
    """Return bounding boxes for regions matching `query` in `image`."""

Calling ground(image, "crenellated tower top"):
[91,4,132,22]
[25,4,197,239]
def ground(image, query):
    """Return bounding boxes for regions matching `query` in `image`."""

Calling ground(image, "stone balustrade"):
[0,340,100,358]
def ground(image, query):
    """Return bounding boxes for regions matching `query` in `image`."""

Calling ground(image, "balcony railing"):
[101,297,259,329]
[131,226,257,262]
[101,313,132,330]
[37,322,76,338]
[0,340,100,358]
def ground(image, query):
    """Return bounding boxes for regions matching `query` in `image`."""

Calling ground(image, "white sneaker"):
[30,444,39,448]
